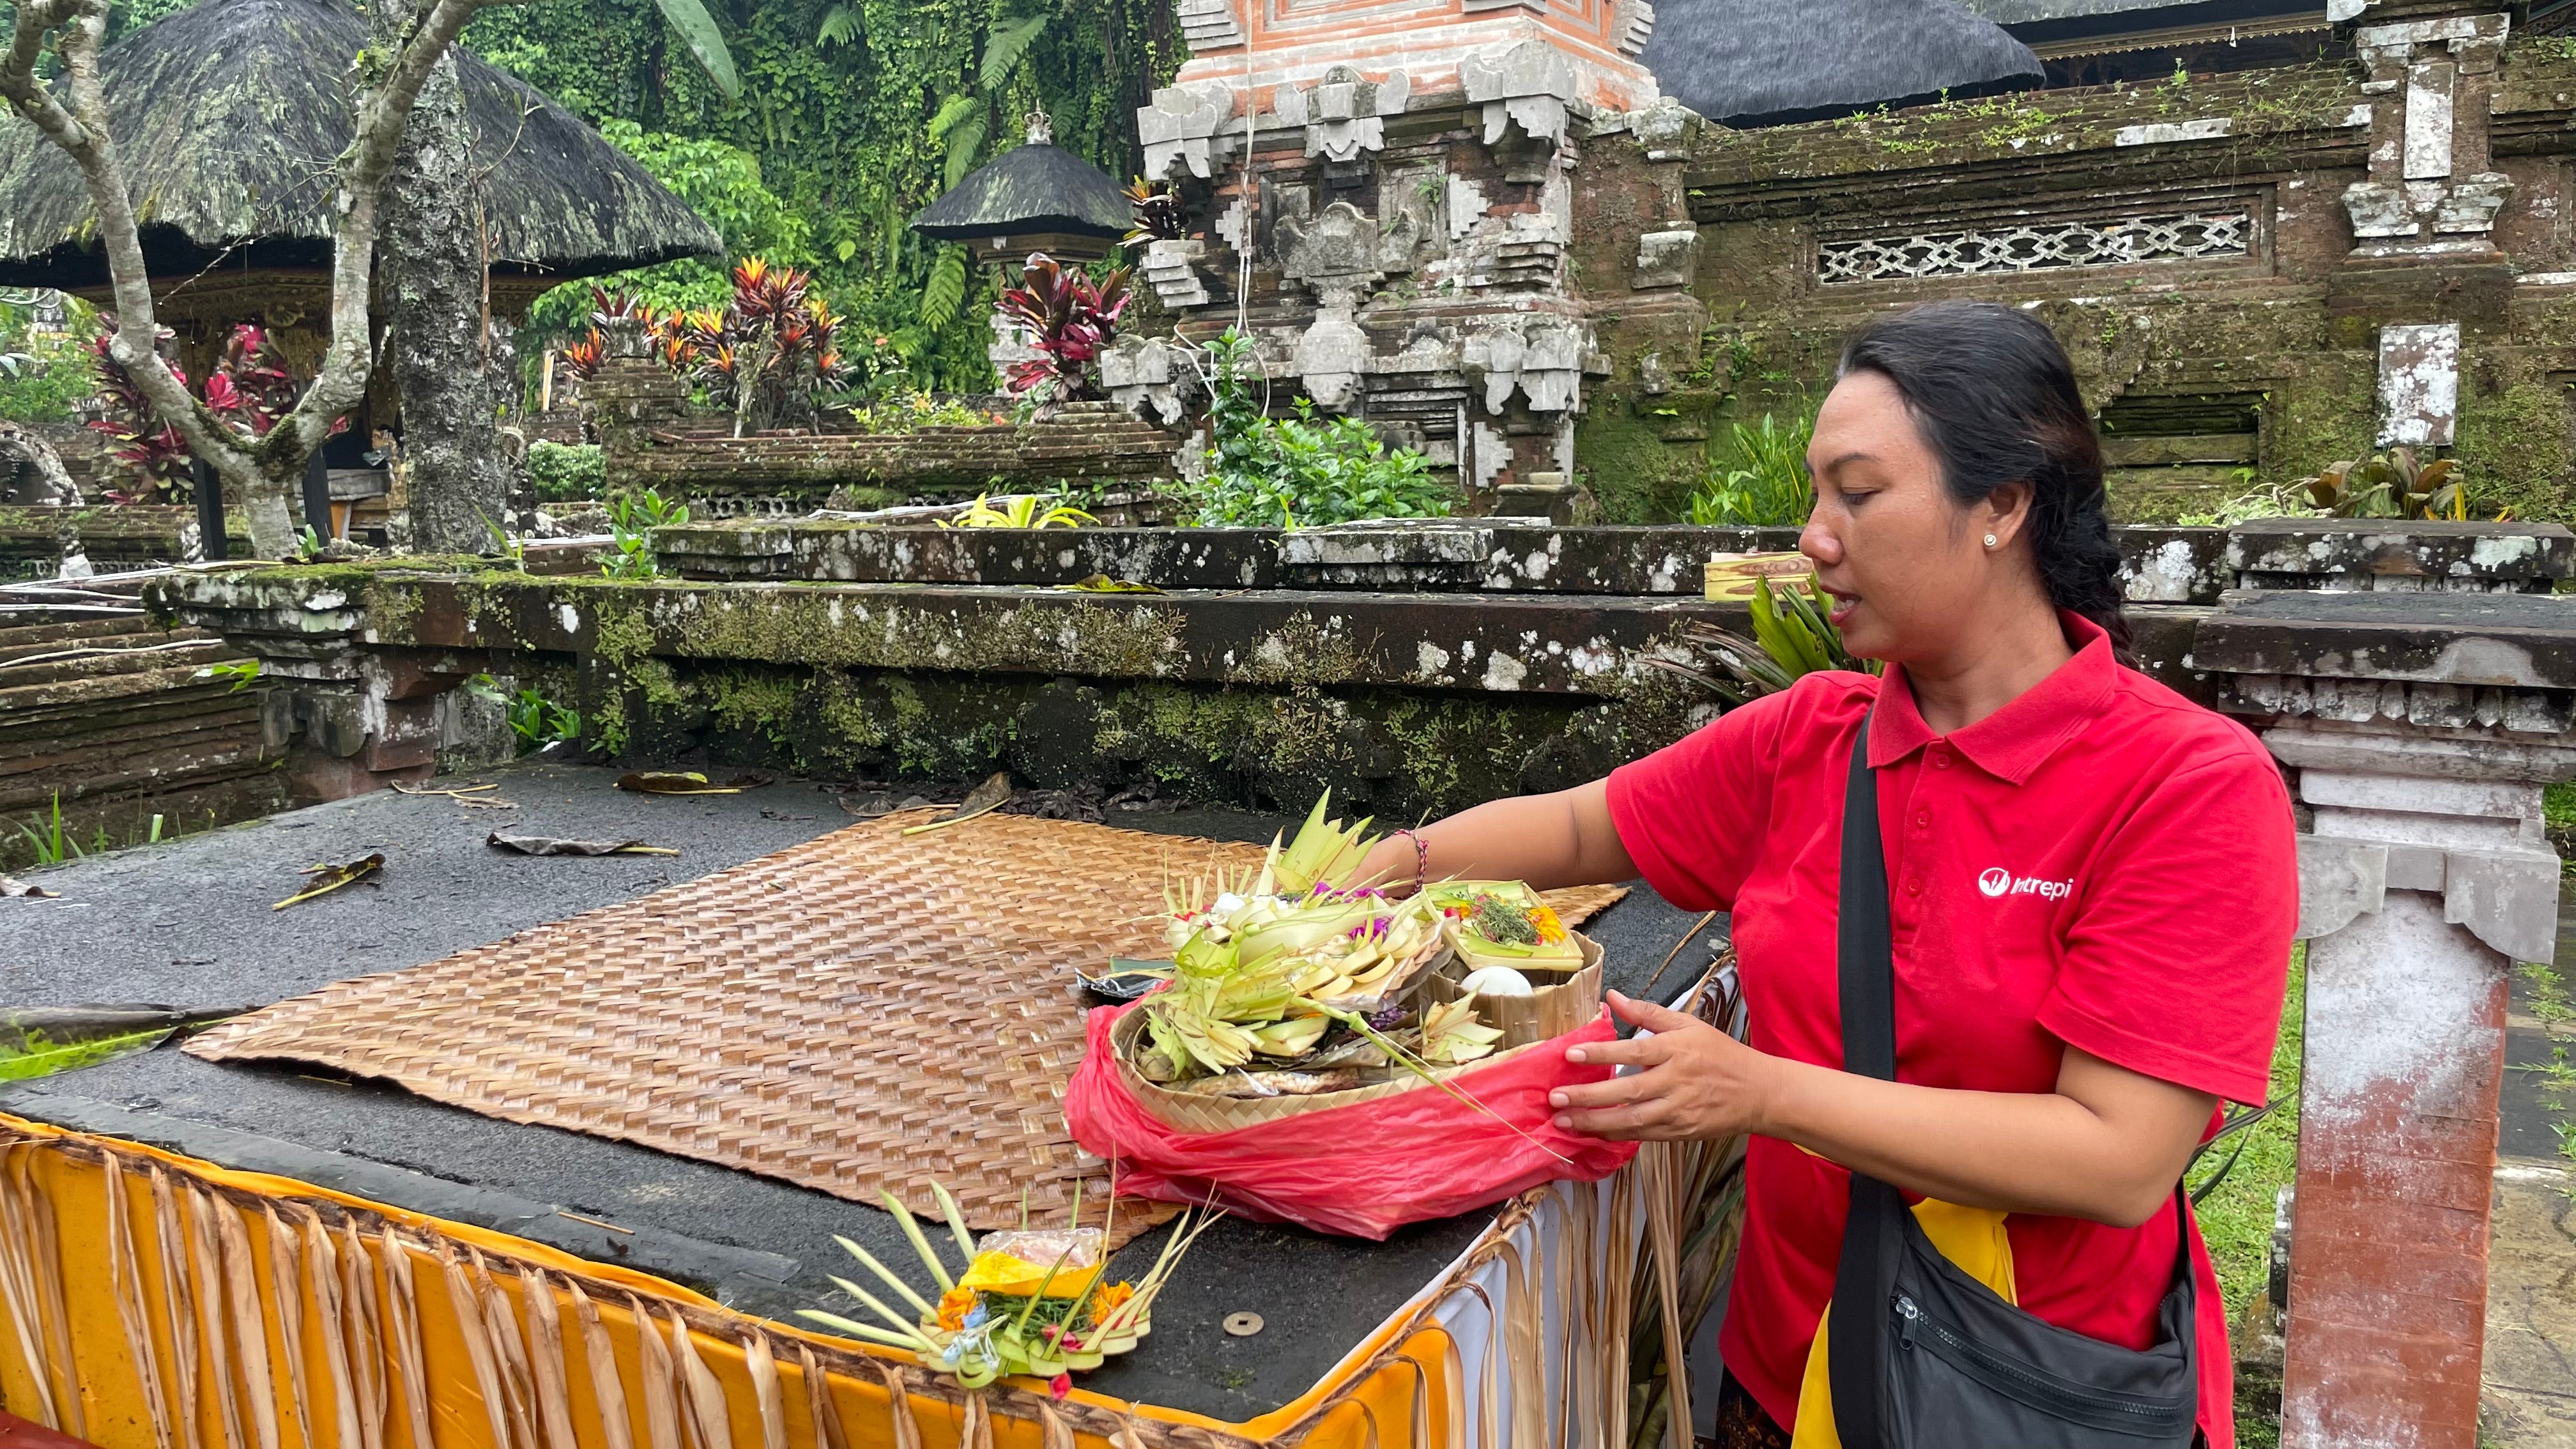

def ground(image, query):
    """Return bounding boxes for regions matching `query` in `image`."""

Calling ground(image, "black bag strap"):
[1823,713,2200,1449]
[1828,710,1904,1449]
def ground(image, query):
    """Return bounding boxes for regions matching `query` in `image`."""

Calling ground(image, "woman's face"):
[1798,370,2027,664]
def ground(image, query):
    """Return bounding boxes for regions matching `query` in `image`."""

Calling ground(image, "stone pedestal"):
[2270,725,2564,1449]
[2197,586,2575,1449]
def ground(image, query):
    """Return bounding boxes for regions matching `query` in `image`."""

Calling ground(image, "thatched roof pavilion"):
[910,116,1131,266]
[0,0,721,330]
[1641,0,2043,126]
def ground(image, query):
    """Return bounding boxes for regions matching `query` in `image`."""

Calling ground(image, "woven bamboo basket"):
[1109,931,1602,1133]
[1418,932,1605,1049]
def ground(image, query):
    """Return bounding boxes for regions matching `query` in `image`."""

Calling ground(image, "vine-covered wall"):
[458,0,1183,388]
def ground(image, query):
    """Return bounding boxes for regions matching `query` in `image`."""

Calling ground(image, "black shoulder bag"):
[1826,712,2202,1448]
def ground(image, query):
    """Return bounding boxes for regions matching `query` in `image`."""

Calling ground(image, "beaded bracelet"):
[1392,827,1429,896]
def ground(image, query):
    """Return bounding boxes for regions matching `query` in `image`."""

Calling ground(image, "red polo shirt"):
[1604,613,2295,1449]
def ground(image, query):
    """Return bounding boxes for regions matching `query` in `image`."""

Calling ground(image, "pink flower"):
[1049,1374,1072,1400]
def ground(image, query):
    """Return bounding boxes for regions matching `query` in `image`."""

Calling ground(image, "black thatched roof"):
[909,142,1130,242]
[0,0,721,291]
[1641,0,2045,126]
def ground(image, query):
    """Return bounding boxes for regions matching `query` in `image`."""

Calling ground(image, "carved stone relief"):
[1140,81,1237,180]
[1460,40,1579,150]
[2338,12,2515,246]
[1101,335,1190,426]
[1279,202,1389,411]
[1466,318,1586,415]
[1276,65,1412,164]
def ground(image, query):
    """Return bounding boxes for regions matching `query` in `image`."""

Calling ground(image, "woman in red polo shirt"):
[1354,300,2295,1448]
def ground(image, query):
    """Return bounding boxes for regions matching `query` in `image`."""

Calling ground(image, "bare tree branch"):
[0,420,80,505]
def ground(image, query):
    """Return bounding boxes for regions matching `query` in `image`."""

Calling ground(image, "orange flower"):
[1529,903,1568,944]
[936,1286,977,1331]
[1086,1281,1136,1327]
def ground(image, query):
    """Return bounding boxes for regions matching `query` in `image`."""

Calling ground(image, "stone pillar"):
[2195,584,2575,1449]
[2271,727,2564,1449]
[2337,5,2513,256]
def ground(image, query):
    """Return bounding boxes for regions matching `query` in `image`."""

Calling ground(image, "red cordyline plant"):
[88,323,337,502]
[1123,178,1188,247]
[558,287,661,383]
[997,254,1130,403]
[584,261,850,436]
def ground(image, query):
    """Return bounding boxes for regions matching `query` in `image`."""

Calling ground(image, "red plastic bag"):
[1062,1000,1639,1239]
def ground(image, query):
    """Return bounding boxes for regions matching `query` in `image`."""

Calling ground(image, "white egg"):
[1460,965,1534,999]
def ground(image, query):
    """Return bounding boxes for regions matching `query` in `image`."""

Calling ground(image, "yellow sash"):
[1788,1200,2017,1448]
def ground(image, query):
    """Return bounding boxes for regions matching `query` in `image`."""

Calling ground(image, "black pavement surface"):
[0,762,1722,1422]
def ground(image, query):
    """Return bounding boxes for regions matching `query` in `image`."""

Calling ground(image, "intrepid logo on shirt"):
[1977,866,2073,901]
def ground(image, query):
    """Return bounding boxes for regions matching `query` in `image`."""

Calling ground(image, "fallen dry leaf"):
[898,772,1014,837]
[273,854,384,910]
[486,831,680,857]
[616,772,739,795]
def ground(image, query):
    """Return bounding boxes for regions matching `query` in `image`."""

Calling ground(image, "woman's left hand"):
[1550,991,1777,1141]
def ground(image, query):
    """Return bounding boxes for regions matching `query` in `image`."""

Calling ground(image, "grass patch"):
[2193,943,2305,1320]
[2546,781,2576,855]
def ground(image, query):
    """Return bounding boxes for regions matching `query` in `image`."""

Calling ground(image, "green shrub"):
[602,487,689,579]
[1687,413,1814,526]
[526,441,606,502]
[1184,331,1453,528]
[0,324,98,425]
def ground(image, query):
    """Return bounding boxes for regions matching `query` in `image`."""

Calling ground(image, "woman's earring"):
[1983,533,1998,548]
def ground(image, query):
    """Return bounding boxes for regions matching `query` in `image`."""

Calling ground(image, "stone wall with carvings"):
[1586,3,2576,523]
[1116,34,1700,519]
[1116,0,2576,526]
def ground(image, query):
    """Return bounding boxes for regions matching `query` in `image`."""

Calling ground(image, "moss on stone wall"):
[2262,363,2379,491]
[541,652,1710,818]
[1577,406,1705,523]
[2457,376,2576,521]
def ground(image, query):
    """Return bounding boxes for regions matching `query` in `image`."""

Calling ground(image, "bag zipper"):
[1891,1294,2194,1438]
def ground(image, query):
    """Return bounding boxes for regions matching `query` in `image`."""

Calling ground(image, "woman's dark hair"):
[1836,300,2131,659]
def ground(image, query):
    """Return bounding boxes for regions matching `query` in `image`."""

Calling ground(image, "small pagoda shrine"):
[908,113,1134,268]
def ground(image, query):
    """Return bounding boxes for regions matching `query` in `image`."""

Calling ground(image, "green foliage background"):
[456,0,1184,391]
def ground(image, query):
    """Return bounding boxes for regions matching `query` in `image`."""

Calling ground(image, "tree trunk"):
[381,42,507,555]
[242,480,296,556]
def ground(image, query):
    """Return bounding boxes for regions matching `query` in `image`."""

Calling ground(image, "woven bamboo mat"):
[188,811,1627,1247]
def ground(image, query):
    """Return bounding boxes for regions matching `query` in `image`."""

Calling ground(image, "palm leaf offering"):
[1423,880,1583,971]
[1123,791,1542,1104]
[797,1182,1216,1390]
[1662,561,1878,706]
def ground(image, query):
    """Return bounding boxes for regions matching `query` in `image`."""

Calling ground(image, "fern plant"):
[926,6,1055,187]
[920,249,969,335]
